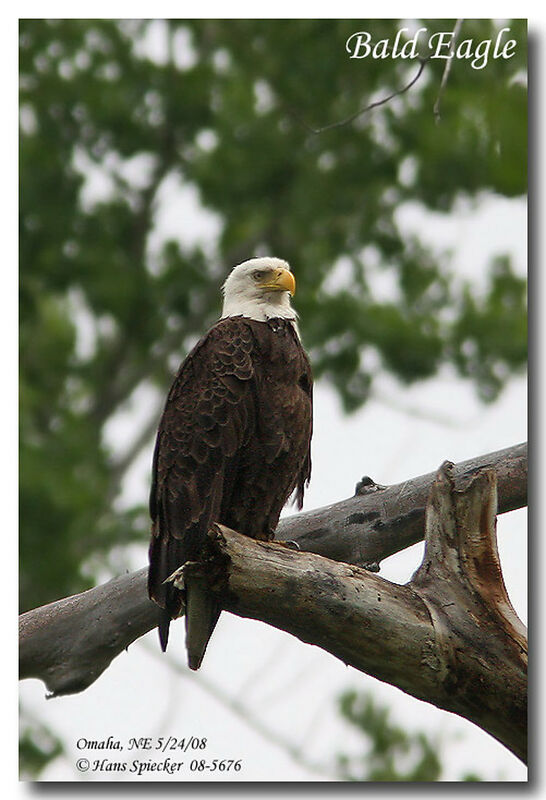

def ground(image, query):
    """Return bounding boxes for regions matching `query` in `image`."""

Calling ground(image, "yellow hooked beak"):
[262,268,296,296]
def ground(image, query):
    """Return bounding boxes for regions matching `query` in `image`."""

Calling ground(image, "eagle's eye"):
[252,270,263,281]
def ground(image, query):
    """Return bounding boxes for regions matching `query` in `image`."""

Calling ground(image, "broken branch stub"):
[411,462,527,762]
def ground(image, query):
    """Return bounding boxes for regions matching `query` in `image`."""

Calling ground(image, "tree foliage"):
[19,709,64,780]
[19,18,527,609]
[19,18,526,779]
[336,689,482,781]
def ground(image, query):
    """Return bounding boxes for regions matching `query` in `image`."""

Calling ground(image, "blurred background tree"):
[19,18,527,779]
[335,689,483,781]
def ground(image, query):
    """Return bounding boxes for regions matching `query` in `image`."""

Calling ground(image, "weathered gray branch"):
[20,443,527,725]
[196,463,526,762]
[19,569,162,697]
[278,441,527,565]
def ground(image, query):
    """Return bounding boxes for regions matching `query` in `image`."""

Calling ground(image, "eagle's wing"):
[294,350,313,510]
[148,319,258,661]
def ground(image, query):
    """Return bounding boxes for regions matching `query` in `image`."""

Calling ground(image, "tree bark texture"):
[19,444,527,761]
[278,441,527,566]
[178,462,526,761]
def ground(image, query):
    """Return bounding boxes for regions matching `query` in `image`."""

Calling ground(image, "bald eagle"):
[148,258,313,670]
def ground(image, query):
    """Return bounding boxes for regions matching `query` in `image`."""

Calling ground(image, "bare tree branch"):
[19,568,161,697]
[433,19,464,123]
[20,443,527,711]
[288,57,428,135]
[196,464,526,761]
[278,441,527,566]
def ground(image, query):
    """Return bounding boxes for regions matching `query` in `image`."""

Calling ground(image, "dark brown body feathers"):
[148,315,313,664]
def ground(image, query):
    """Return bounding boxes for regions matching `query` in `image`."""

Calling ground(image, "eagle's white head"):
[221,257,298,329]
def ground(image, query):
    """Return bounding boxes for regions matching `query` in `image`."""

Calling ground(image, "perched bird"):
[148,257,313,669]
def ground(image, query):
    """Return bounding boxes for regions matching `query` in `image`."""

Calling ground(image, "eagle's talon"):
[277,539,300,551]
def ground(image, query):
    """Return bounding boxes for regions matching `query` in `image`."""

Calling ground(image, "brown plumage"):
[148,305,312,669]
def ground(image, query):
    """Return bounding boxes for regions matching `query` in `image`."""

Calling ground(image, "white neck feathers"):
[220,257,300,335]
[221,293,297,321]
[221,297,299,337]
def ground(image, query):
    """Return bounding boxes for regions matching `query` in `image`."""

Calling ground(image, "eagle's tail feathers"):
[185,576,220,670]
[158,609,171,652]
